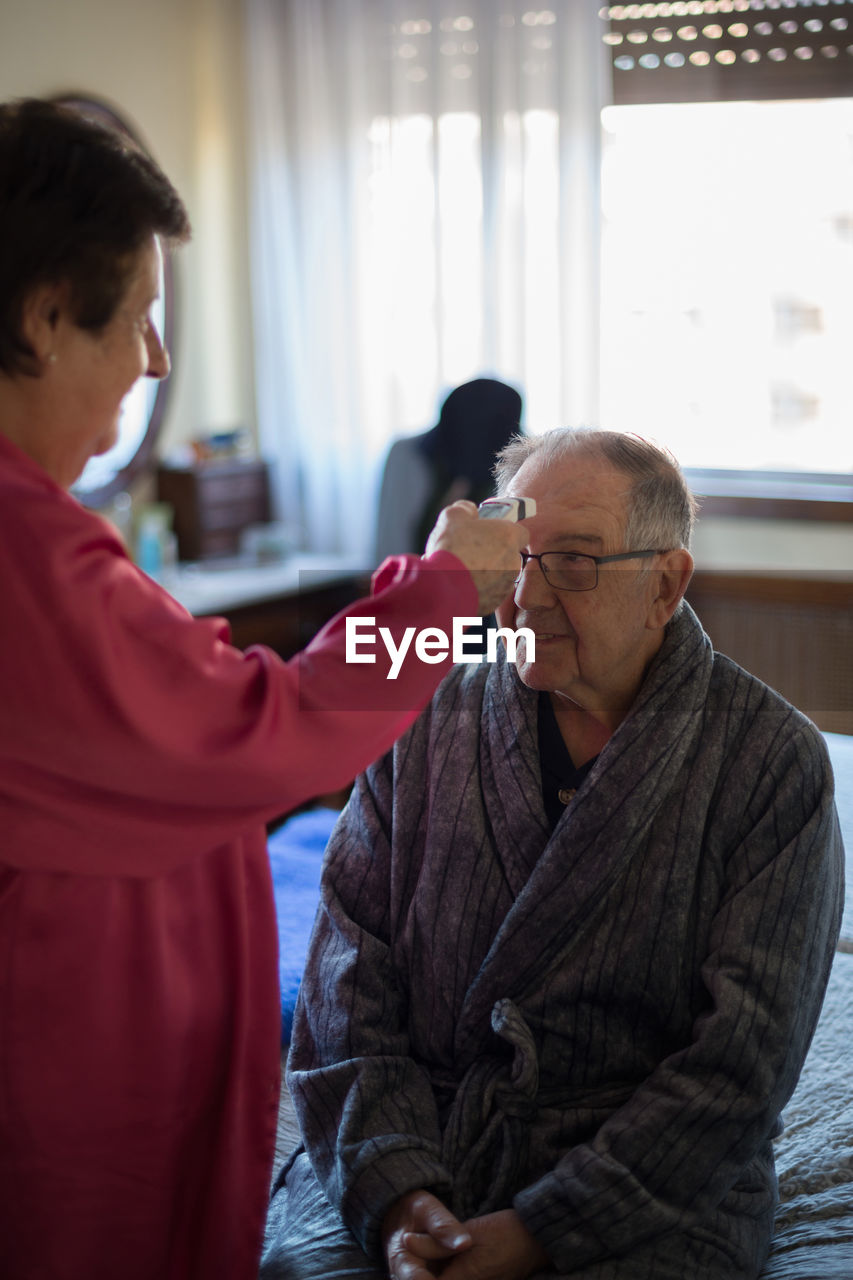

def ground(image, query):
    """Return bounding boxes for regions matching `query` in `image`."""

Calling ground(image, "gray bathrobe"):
[268,605,844,1279]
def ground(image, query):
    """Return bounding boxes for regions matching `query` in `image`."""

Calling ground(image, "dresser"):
[156,459,271,561]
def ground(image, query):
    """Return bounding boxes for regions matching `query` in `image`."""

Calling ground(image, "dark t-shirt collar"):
[537,692,598,830]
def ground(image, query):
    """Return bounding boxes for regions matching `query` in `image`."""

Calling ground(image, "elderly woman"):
[0,99,523,1280]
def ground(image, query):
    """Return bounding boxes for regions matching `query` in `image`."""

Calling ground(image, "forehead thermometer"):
[478,497,537,522]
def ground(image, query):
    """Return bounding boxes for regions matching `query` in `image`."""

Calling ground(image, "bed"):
[269,806,340,1044]
[268,731,853,1272]
[759,730,853,1277]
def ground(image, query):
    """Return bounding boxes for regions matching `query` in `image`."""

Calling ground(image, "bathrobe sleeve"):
[286,750,454,1257]
[514,718,844,1271]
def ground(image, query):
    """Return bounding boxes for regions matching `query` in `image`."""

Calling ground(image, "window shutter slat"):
[601,1,853,103]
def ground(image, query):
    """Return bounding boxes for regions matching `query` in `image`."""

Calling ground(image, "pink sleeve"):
[2,488,478,874]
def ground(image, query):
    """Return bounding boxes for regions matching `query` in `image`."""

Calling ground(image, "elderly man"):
[261,429,844,1280]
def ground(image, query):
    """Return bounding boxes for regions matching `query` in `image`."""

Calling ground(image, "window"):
[599,96,853,481]
[248,2,851,558]
[369,91,853,485]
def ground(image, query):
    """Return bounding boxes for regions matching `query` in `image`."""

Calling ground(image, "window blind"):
[601,1,853,103]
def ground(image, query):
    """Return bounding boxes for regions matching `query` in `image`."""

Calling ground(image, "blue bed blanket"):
[268,807,340,1042]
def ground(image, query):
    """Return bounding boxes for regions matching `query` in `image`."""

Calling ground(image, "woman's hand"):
[425,501,527,616]
[382,1189,472,1280]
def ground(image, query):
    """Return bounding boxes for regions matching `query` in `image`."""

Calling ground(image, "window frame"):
[686,469,853,522]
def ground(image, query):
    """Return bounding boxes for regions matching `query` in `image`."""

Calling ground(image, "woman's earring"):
[46,353,57,364]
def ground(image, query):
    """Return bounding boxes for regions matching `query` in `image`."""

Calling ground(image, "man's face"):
[495,452,668,725]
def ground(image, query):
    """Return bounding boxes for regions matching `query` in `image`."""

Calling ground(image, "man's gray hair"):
[493,427,698,551]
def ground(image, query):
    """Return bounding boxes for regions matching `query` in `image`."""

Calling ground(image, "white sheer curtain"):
[246,0,609,557]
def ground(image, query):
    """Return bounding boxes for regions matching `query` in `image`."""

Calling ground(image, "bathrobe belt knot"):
[440,998,539,1219]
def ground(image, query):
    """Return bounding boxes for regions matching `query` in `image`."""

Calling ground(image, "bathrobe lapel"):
[454,605,714,1066]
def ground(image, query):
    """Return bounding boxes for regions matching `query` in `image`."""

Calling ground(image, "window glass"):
[599,98,853,476]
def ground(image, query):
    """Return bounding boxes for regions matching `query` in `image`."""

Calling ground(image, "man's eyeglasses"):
[517,549,667,593]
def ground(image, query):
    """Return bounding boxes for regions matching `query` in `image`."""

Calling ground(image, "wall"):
[0,0,256,454]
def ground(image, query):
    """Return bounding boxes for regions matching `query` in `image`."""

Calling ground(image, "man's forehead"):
[508,454,631,525]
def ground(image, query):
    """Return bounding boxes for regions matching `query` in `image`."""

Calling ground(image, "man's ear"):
[646,548,694,630]
[19,282,67,369]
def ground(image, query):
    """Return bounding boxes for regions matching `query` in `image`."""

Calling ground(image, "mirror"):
[55,94,177,508]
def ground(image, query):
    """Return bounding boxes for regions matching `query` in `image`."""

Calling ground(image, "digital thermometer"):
[477,497,537,522]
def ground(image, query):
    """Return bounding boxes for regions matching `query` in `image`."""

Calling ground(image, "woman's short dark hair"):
[0,97,191,375]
